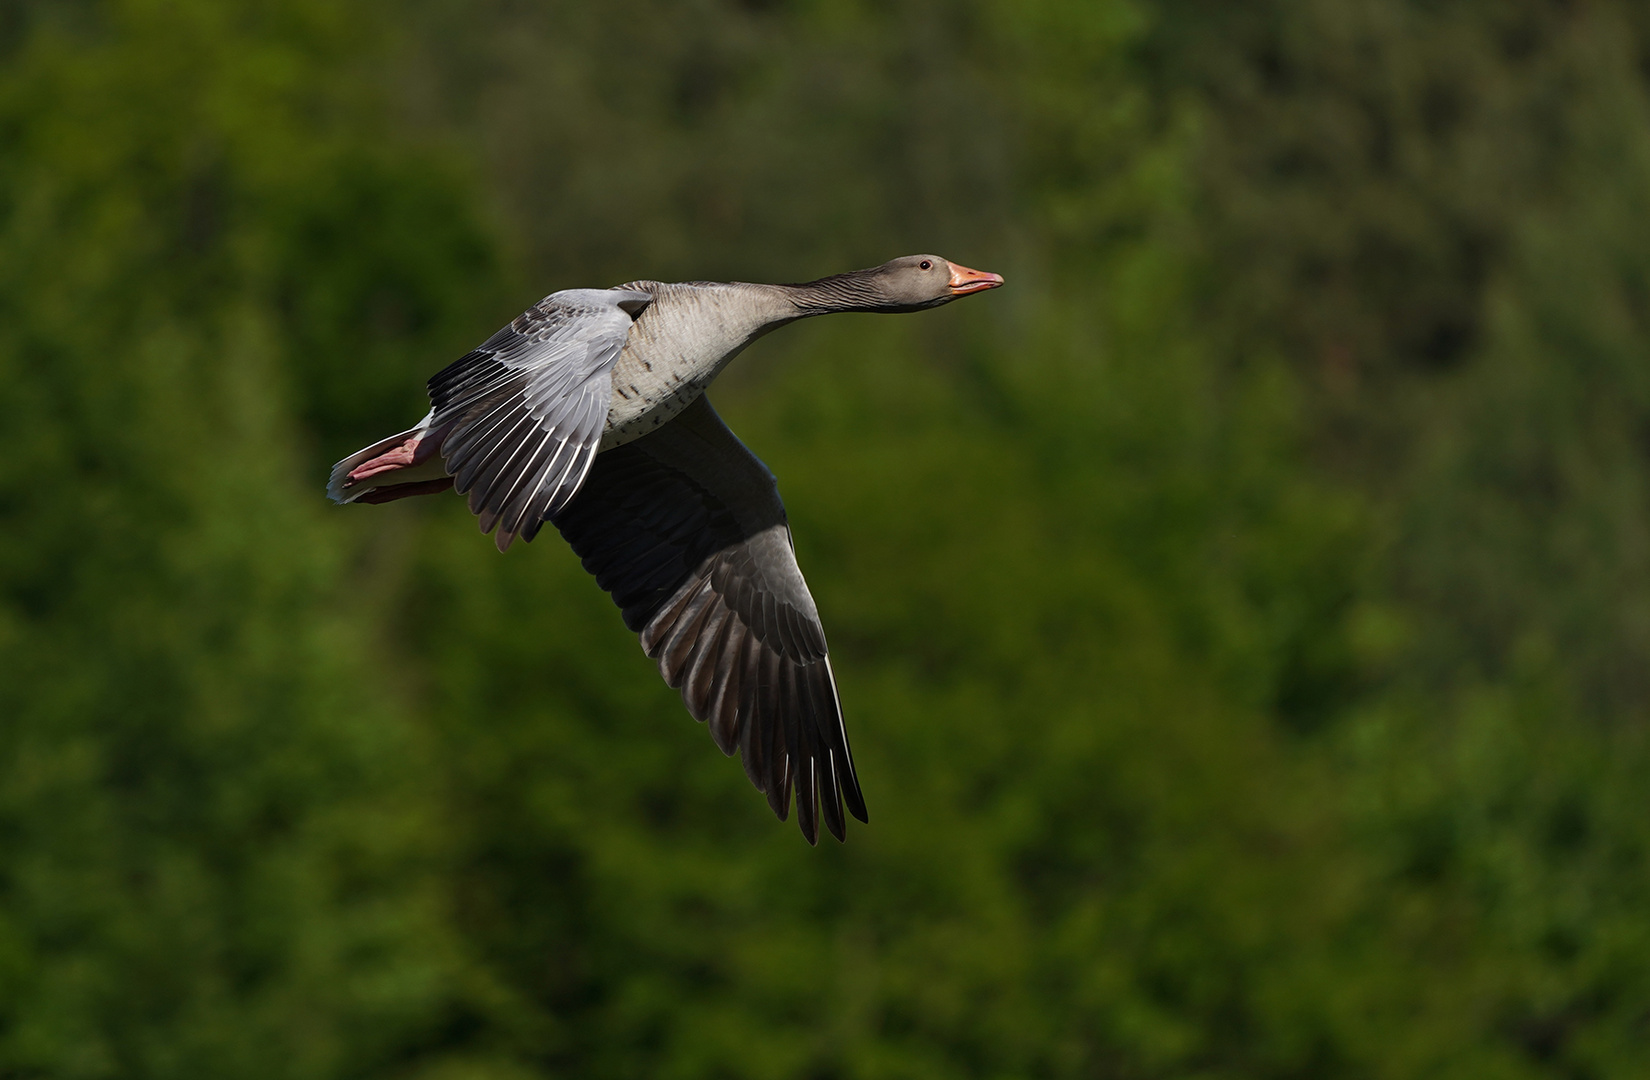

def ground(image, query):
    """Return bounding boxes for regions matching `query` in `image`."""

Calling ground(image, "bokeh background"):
[4,0,1650,1076]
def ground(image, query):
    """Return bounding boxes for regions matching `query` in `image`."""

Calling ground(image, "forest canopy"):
[2,1,1649,1077]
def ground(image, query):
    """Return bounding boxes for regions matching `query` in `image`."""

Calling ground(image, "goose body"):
[328,255,1004,843]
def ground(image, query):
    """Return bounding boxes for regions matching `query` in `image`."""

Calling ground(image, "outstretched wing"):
[552,395,867,843]
[429,287,650,551]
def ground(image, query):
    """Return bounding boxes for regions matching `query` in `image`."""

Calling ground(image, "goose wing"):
[553,395,867,844]
[429,287,650,551]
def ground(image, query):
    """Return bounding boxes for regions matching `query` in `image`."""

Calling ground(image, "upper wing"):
[552,395,867,844]
[429,287,650,551]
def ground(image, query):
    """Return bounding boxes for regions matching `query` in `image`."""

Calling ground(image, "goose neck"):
[778,269,897,316]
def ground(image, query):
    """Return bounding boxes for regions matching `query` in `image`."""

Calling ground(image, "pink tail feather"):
[326,413,452,505]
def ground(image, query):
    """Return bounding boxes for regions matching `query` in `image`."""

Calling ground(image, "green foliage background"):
[3,1,1649,1076]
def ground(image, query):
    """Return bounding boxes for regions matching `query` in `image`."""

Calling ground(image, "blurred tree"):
[0,2,509,1076]
[396,0,1016,286]
[4,0,1650,1077]
[1148,0,1650,712]
[1147,1,1650,1075]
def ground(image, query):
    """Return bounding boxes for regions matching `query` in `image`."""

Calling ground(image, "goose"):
[328,255,1005,843]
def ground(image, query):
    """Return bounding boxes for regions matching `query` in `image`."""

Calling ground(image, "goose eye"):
[920,260,932,270]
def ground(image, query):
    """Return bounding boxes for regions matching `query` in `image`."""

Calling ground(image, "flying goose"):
[328,255,1005,843]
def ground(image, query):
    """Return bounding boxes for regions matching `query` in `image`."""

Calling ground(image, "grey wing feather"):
[428,287,650,551]
[552,395,866,843]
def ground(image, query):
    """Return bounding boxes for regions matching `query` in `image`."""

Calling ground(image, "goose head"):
[868,254,1006,311]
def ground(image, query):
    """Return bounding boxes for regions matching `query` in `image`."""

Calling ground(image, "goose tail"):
[327,411,454,505]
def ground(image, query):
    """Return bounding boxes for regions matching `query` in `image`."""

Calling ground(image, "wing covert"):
[428,287,650,550]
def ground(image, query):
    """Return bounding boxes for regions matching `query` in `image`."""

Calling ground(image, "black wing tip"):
[760,760,862,844]
[838,757,868,823]
[820,794,846,843]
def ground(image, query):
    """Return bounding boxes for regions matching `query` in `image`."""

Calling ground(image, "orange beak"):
[947,261,1006,296]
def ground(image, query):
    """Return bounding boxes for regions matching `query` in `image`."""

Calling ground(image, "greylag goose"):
[328,255,1005,843]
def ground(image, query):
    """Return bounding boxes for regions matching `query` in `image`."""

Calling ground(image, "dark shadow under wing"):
[552,396,867,843]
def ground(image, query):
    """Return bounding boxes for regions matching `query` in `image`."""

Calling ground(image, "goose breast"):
[601,281,793,449]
